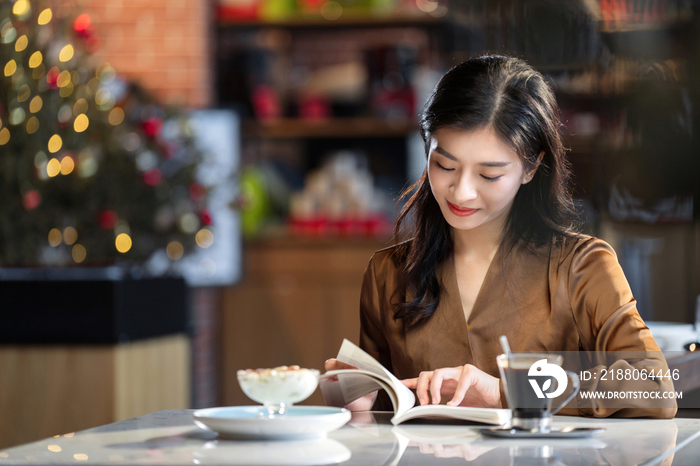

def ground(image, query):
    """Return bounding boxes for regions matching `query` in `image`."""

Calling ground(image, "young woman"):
[326,55,676,418]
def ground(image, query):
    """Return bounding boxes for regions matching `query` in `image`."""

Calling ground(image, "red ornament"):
[189,182,207,202]
[23,190,41,210]
[98,210,119,229]
[144,168,162,186]
[142,117,163,138]
[199,209,213,226]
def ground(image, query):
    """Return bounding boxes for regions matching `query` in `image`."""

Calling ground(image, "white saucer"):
[193,406,351,440]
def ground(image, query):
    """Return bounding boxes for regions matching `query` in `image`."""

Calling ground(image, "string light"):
[48,228,62,247]
[74,114,89,132]
[48,134,62,153]
[28,51,42,68]
[108,107,124,125]
[15,35,27,52]
[57,70,71,87]
[115,233,132,253]
[29,96,42,113]
[63,227,78,245]
[38,8,52,25]
[12,0,30,17]
[46,158,60,177]
[166,241,184,260]
[0,128,10,145]
[59,44,74,62]
[195,228,214,248]
[26,116,39,134]
[4,59,16,77]
[60,156,75,175]
[73,98,87,115]
[72,244,86,263]
[17,84,30,102]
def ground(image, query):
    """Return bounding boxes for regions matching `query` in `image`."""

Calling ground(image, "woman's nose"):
[451,175,478,202]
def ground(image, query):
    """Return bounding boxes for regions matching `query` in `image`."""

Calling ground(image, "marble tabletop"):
[2,409,700,465]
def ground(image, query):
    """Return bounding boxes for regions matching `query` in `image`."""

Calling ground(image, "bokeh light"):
[74,114,89,132]
[47,445,61,453]
[46,158,60,177]
[12,0,30,17]
[28,51,42,68]
[59,44,74,62]
[63,227,78,245]
[17,84,30,102]
[73,98,87,115]
[38,8,52,25]
[195,228,214,248]
[57,70,71,87]
[60,156,75,175]
[73,454,88,461]
[72,244,86,263]
[48,228,62,247]
[10,107,25,125]
[0,128,10,145]
[26,116,39,134]
[109,107,124,125]
[15,35,27,52]
[4,59,17,77]
[29,96,42,113]
[166,241,184,260]
[321,2,342,20]
[48,134,62,153]
[115,233,132,253]
[179,213,199,234]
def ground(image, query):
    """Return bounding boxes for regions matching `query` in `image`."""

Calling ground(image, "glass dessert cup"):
[237,366,320,415]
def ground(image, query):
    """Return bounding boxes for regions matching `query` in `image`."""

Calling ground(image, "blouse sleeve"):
[358,255,393,373]
[569,238,677,419]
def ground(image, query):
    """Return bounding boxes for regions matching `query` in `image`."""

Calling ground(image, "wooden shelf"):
[242,117,419,139]
[217,11,444,29]
[600,19,692,34]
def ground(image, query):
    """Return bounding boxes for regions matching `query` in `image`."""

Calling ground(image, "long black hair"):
[392,55,580,329]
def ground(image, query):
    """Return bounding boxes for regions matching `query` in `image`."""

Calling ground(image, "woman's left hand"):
[401,364,502,408]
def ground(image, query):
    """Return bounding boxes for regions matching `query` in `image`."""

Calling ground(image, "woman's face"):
[427,127,535,234]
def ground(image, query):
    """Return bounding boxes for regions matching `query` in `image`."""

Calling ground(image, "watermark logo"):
[529,359,568,399]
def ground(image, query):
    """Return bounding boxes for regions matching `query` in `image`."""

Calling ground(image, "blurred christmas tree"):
[0,1,210,266]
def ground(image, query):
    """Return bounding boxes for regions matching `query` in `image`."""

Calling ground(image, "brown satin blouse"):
[359,235,677,418]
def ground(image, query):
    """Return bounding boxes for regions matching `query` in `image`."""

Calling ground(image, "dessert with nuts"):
[237,365,320,414]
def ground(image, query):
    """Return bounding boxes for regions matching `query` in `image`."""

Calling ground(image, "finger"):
[415,371,432,406]
[429,370,444,405]
[447,366,474,406]
[324,358,336,371]
[401,378,418,389]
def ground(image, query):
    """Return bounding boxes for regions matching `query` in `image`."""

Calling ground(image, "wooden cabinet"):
[220,238,391,406]
[0,335,191,449]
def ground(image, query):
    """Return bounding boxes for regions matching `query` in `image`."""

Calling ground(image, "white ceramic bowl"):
[237,365,320,414]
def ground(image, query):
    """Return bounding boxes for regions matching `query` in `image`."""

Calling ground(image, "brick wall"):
[63,0,213,108]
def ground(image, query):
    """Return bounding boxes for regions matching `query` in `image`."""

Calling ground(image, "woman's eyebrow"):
[434,146,511,167]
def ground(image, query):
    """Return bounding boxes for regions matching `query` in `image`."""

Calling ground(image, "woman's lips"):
[447,201,478,217]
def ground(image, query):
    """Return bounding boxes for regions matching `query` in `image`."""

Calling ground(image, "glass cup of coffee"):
[497,353,580,432]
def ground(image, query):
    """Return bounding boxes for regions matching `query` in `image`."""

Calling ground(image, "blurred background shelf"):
[242,117,419,138]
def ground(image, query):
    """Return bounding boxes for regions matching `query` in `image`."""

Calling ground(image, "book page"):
[336,339,416,417]
[391,405,511,426]
[320,369,396,408]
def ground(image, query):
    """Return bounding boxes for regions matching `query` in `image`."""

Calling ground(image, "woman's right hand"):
[325,358,377,411]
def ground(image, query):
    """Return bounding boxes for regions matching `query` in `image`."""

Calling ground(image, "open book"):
[319,339,511,426]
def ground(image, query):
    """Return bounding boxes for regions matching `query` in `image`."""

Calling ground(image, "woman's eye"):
[481,175,502,181]
[436,162,454,172]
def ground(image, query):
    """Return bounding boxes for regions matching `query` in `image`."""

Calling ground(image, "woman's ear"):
[522,150,544,184]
